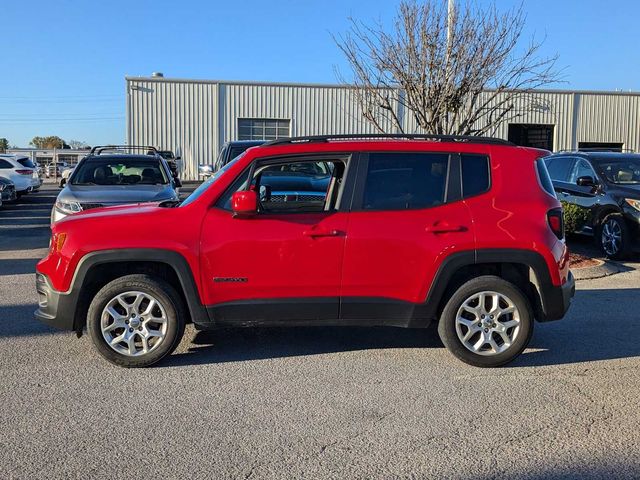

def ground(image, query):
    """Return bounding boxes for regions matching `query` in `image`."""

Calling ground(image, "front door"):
[200,155,351,323]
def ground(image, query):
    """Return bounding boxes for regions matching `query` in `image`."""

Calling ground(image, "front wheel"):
[87,274,186,367]
[598,213,629,260]
[438,276,533,367]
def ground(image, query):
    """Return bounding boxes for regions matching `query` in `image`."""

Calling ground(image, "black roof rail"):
[89,145,159,155]
[555,148,635,154]
[262,133,514,147]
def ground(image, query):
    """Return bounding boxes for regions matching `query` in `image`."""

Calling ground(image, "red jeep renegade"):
[35,135,575,368]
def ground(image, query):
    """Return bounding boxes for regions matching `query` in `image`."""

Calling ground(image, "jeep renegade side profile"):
[35,135,575,368]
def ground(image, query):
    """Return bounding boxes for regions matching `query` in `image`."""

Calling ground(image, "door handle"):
[425,223,468,234]
[303,228,342,238]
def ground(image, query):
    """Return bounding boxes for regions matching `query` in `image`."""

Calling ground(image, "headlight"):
[624,198,640,212]
[55,200,82,215]
[0,184,5,192]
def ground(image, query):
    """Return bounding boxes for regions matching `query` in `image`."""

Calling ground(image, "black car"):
[156,150,181,177]
[544,151,640,258]
[0,176,17,202]
[199,140,265,177]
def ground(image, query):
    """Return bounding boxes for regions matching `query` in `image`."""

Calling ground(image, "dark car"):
[199,140,265,177]
[155,150,181,177]
[0,177,17,202]
[544,151,640,258]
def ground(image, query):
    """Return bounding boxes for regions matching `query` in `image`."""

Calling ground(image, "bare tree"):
[334,0,561,136]
[68,139,90,150]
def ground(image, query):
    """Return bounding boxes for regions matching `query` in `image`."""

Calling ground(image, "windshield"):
[181,154,244,207]
[598,158,640,184]
[71,158,168,186]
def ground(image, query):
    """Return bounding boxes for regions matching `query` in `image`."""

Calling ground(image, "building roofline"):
[124,75,640,97]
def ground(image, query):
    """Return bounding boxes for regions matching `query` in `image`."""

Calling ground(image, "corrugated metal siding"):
[127,77,640,179]
[223,83,392,141]
[127,80,219,180]
[577,94,640,152]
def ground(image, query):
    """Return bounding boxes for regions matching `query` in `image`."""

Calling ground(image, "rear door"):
[340,151,475,322]
[544,156,576,201]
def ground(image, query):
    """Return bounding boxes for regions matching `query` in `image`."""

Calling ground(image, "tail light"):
[547,208,564,240]
[16,169,33,175]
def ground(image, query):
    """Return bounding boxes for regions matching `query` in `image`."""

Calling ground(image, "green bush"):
[561,201,590,233]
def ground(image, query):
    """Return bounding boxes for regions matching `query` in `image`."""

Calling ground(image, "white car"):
[59,165,75,187]
[46,161,68,178]
[0,154,42,196]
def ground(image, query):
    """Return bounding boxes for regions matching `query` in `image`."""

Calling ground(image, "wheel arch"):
[68,249,208,333]
[417,249,559,326]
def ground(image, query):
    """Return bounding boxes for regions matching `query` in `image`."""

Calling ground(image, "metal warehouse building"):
[126,75,640,180]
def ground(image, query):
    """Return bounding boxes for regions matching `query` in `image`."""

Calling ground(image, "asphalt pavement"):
[1,184,640,479]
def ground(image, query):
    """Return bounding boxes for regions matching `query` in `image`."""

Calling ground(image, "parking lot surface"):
[1,185,640,479]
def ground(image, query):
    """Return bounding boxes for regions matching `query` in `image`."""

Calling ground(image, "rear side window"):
[363,153,449,210]
[536,159,556,197]
[18,158,36,168]
[461,154,490,198]
[544,157,574,181]
[0,159,12,169]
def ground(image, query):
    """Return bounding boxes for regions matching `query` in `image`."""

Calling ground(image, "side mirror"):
[576,175,596,187]
[175,156,181,160]
[232,190,258,217]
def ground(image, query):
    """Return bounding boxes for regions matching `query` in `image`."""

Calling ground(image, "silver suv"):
[52,146,181,223]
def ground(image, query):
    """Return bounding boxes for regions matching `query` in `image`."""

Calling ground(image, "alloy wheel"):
[100,291,168,357]
[601,219,622,256]
[455,291,521,356]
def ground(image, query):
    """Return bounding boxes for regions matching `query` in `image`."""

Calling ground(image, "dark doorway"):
[578,142,624,152]
[508,124,555,150]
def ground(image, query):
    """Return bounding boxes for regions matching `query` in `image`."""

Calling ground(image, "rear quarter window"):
[536,159,556,197]
[18,158,36,169]
[461,154,490,198]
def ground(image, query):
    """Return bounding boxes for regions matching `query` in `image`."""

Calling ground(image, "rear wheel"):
[87,274,186,367]
[438,276,533,367]
[598,213,629,260]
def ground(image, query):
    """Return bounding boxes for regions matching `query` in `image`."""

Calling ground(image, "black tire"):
[87,274,186,367]
[597,213,629,260]
[437,276,534,368]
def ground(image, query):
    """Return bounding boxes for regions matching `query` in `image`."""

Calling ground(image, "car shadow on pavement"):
[0,304,57,338]
[164,325,444,367]
[0,258,40,276]
[511,287,640,368]
[165,287,640,368]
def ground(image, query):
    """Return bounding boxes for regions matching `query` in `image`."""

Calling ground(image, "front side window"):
[71,158,168,185]
[238,119,290,141]
[0,159,12,169]
[363,153,449,210]
[218,158,345,213]
[571,159,596,183]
